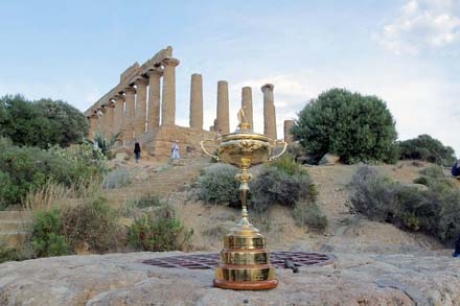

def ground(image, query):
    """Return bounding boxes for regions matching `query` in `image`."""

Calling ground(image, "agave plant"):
[84,132,121,159]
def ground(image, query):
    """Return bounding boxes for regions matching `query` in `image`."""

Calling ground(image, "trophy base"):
[213,278,278,290]
[213,231,278,290]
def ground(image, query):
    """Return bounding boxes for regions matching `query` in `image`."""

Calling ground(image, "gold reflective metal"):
[200,108,287,290]
[223,235,265,249]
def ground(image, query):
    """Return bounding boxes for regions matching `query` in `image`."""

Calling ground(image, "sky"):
[1,0,459,155]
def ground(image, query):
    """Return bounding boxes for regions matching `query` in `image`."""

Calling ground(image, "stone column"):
[113,95,125,142]
[261,83,277,140]
[161,57,180,126]
[146,69,162,131]
[135,77,148,137]
[99,106,108,137]
[190,73,203,129]
[216,80,230,135]
[105,103,115,139]
[241,86,254,129]
[124,86,136,143]
[89,114,98,138]
[284,119,295,143]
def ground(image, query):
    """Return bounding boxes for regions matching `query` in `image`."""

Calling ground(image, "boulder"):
[319,153,341,165]
[0,251,459,305]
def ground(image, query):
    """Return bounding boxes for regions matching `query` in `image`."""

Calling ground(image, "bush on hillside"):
[291,88,399,164]
[50,144,108,189]
[250,156,317,213]
[196,164,239,205]
[398,134,456,167]
[293,201,328,233]
[31,209,68,257]
[0,145,53,207]
[0,140,107,208]
[0,241,22,264]
[127,205,193,252]
[349,165,460,244]
[61,197,123,252]
[348,166,399,222]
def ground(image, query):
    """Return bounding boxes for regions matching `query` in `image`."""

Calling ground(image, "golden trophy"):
[200,109,287,290]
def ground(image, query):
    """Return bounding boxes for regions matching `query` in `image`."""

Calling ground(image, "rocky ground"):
[1,158,459,305]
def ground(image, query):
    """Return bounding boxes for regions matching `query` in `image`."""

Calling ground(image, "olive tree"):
[291,88,398,164]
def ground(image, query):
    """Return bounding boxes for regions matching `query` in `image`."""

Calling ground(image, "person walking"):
[451,158,460,177]
[453,235,460,258]
[134,141,141,164]
[171,140,180,160]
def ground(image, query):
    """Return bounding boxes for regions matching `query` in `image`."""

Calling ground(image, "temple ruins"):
[84,46,294,160]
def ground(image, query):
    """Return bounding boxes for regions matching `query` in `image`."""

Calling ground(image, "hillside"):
[97,157,454,255]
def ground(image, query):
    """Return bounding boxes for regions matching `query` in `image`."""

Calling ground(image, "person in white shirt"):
[171,140,180,160]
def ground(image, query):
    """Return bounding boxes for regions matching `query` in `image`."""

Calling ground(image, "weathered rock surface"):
[1,251,459,305]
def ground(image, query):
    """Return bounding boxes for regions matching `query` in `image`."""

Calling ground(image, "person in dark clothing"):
[134,141,141,164]
[453,235,460,258]
[451,159,460,177]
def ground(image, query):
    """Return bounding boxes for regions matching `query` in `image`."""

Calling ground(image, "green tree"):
[0,95,89,148]
[291,88,398,164]
[0,95,55,148]
[36,99,89,147]
[398,134,456,167]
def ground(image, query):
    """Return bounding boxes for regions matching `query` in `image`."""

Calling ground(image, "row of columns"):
[214,81,277,140]
[89,56,181,143]
[88,49,292,145]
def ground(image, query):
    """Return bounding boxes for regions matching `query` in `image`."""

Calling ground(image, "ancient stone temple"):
[84,46,294,160]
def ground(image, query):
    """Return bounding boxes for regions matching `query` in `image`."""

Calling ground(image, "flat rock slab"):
[1,252,459,305]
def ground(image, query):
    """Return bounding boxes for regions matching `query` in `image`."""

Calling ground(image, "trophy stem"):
[241,189,249,219]
[233,166,258,234]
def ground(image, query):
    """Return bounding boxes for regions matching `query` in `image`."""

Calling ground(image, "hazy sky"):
[1,0,459,155]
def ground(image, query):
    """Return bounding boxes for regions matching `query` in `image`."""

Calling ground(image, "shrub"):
[293,201,328,233]
[270,154,308,176]
[61,197,123,252]
[31,209,68,257]
[53,144,108,187]
[250,163,317,213]
[398,134,456,167]
[196,164,239,205]
[349,165,460,244]
[0,141,107,208]
[0,241,20,263]
[0,145,49,206]
[291,88,398,164]
[348,165,399,222]
[128,206,193,252]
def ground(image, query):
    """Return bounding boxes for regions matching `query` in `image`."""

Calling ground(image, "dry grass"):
[23,183,73,212]
[23,178,101,212]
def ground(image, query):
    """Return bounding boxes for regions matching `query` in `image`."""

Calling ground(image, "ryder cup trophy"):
[200,108,287,290]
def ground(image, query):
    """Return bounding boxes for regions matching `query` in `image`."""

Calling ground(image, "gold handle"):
[200,139,218,160]
[269,140,288,161]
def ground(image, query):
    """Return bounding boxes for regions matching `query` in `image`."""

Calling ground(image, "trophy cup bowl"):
[200,115,287,290]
